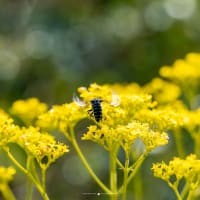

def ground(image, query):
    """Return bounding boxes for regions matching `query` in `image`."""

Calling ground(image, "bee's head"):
[90,98,102,103]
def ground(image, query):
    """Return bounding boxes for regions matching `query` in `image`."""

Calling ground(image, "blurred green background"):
[0,0,199,199]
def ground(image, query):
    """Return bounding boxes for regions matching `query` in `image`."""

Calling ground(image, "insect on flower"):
[88,98,102,122]
[73,92,120,122]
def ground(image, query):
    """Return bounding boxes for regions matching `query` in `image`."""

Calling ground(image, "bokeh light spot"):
[164,0,196,20]
[104,6,143,40]
[24,29,53,59]
[0,50,20,80]
[144,1,174,31]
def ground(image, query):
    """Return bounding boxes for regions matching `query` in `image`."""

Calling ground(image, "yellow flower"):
[0,166,16,184]
[107,83,143,95]
[10,98,48,125]
[74,83,172,152]
[37,102,87,133]
[182,108,200,140]
[82,121,168,152]
[143,78,181,104]
[159,53,200,83]
[77,83,155,124]
[17,126,69,169]
[134,107,180,131]
[0,110,20,147]
[36,83,174,154]
[159,53,200,104]
[152,154,200,190]
[77,83,115,103]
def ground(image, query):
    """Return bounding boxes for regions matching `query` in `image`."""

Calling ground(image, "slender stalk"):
[168,182,182,200]
[126,152,147,185]
[116,158,124,170]
[0,184,16,200]
[68,127,111,194]
[187,190,194,200]
[118,151,148,193]
[173,128,185,158]
[110,150,118,200]
[26,179,33,200]
[3,147,49,200]
[121,151,129,200]
[41,168,47,194]
[132,171,143,200]
[194,137,200,158]
[181,182,189,199]
[26,156,34,200]
[131,150,143,200]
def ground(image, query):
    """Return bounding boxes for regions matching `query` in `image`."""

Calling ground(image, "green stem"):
[121,151,129,200]
[110,149,118,200]
[131,150,143,200]
[132,170,143,200]
[26,156,34,200]
[118,151,148,193]
[68,128,111,194]
[26,179,33,200]
[181,182,189,199]
[41,168,47,195]
[3,147,49,200]
[174,128,185,158]
[194,137,200,158]
[168,182,182,200]
[0,185,16,200]
[187,190,194,200]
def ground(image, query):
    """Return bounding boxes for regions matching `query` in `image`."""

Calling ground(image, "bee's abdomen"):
[91,99,102,122]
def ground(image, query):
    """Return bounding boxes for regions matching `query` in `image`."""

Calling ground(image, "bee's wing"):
[73,94,86,107]
[110,92,121,107]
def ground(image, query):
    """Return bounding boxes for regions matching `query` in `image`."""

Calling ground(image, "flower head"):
[0,110,20,147]
[76,83,176,153]
[135,107,181,131]
[10,98,48,125]
[17,126,69,169]
[159,53,200,84]
[37,102,87,133]
[0,166,16,184]
[152,154,200,190]
[82,121,168,152]
[159,53,200,105]
[143,78,181,104]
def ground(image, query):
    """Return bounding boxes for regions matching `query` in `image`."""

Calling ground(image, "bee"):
[73,92,120,122]
[88,98,103,122]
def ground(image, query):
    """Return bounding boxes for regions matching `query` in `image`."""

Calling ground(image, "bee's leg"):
[87,109,93,117]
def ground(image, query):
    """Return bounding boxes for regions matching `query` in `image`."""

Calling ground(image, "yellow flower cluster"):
[82,121,168,152]
[34,83,177,154]
[160,53,200,84]
[18,126,69,169]
[134,107,180,131]
[0,166,16,185]
[78,83,115,103]
[37,102,87,133]
[0,106,69,170]
[77,83,177,152]
[0,110,20,147]
[159,53,200,107]
[152,154,200,190]
[181,108,200,140]
[0,99,70,199]
[143,78,181,104]
[0,52,199,200]
[10,98,48,125]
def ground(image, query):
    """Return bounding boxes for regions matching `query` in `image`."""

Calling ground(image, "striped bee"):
[73,93,120,122]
